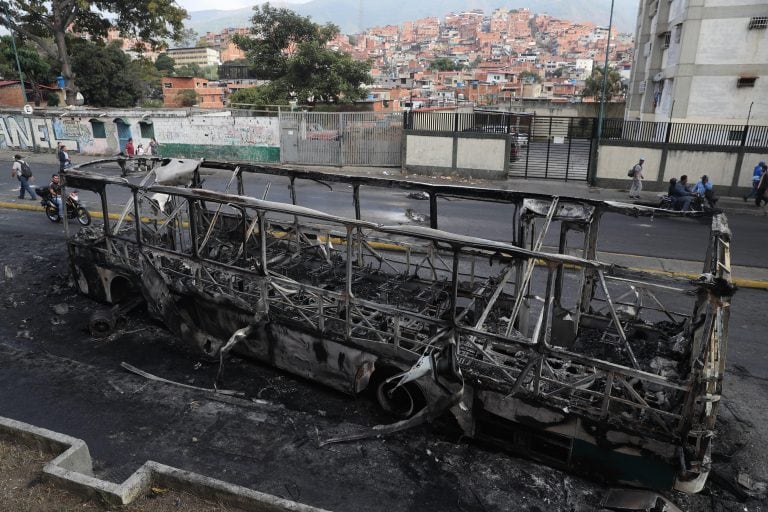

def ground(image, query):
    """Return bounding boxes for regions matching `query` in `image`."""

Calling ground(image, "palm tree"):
[581,66,625,100]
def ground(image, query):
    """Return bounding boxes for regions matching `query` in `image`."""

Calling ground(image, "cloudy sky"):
[176,0,311,12]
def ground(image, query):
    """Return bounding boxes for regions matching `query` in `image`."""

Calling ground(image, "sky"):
[176,0,311,12]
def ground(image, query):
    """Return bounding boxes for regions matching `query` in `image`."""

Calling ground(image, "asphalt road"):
[10,160,765,270]
[0,201,767,511]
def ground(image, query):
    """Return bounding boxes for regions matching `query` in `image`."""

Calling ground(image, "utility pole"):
[589,0,615,185]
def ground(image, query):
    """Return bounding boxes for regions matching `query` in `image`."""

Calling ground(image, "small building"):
[0,80,27,107]
[161,76,226,108]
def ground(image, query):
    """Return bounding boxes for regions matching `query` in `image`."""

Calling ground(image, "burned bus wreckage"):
[61,158,732,494]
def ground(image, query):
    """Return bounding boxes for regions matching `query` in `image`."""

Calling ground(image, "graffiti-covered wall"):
[0,109,280,163]
[152,115,279,162]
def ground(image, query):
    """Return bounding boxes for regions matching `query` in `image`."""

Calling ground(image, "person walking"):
[756,167,768,207]
[148,138,158,156]
[58,145,71,172]
[10,154,37,200]
[628,157,644,199]
[745,161,767,201]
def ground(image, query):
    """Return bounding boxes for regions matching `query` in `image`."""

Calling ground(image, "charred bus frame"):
[62,158,732,493]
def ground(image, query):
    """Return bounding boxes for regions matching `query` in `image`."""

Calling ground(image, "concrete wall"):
[403,135,452,167]
[455,138,506,171]
[596,143,765,194]
[598,147,663,182]
[665,149,738,186]
[0,109,280,163]
[404,131,508,179]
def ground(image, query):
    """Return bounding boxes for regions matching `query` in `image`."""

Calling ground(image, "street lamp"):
[589,0,615,185]
[0,1,29,104]
[596,0,615,142]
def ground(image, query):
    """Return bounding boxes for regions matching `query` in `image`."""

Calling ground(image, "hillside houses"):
[159,8,633,110]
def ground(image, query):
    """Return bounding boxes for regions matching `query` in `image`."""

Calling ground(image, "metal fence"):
[603,119,768,148]
[277,111,768,178]
[279,111,403,167]
[404,111,533,134]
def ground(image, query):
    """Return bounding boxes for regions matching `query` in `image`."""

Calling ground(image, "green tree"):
[133,57,163,101]
[0,36,55,105]
[0,0,187,105]
[176,63,202,77]
[176,89,198,107]
[69,39,143,107]
[233,3,371,104]
[429,57,462,72]
[200,64,218,81]
[518,70,540,83]
[155,53,176,76]
[581,66,624,100]
[228,85,281,108]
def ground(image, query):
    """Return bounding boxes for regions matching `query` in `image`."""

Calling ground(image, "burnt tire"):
[89,310,116,337]
[76,207,91,226]
[373,366,427,420]
[45,205,60,223]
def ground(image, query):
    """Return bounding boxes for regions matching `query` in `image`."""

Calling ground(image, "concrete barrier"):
[0,416,330,511]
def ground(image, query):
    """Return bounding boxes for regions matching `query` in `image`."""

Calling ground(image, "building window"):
[163,83,172,88]
[674,24,682,43]
[737,76,757,88]
[662,32,671,49]
[748,17,767,30]
[89,120,106,139]
[139,121,154,138]
[643,41,651,56]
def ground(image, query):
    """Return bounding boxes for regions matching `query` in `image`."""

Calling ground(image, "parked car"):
[463,125,508,133]
[305,123,339,141]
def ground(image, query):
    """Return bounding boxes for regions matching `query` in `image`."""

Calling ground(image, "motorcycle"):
[35,187,91,226]
[657,194,708,212]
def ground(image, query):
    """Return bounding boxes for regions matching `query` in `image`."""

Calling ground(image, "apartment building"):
[627,0,768,124]
[165,47,222,67]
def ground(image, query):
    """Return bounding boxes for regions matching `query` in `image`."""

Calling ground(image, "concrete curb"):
[628,267,768,290]
[0,201,121,221]
[0,416,330,512]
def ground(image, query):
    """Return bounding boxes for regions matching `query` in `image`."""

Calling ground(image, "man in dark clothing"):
[58,144,71,172]
[756,168,768,207]
[48,174,64,218]
[672,175,695,211]
[745,161,766,201]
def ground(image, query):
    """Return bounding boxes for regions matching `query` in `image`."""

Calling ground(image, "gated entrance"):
[510,116,595,180]
[404,112,595,181]
[280,112,403,167]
